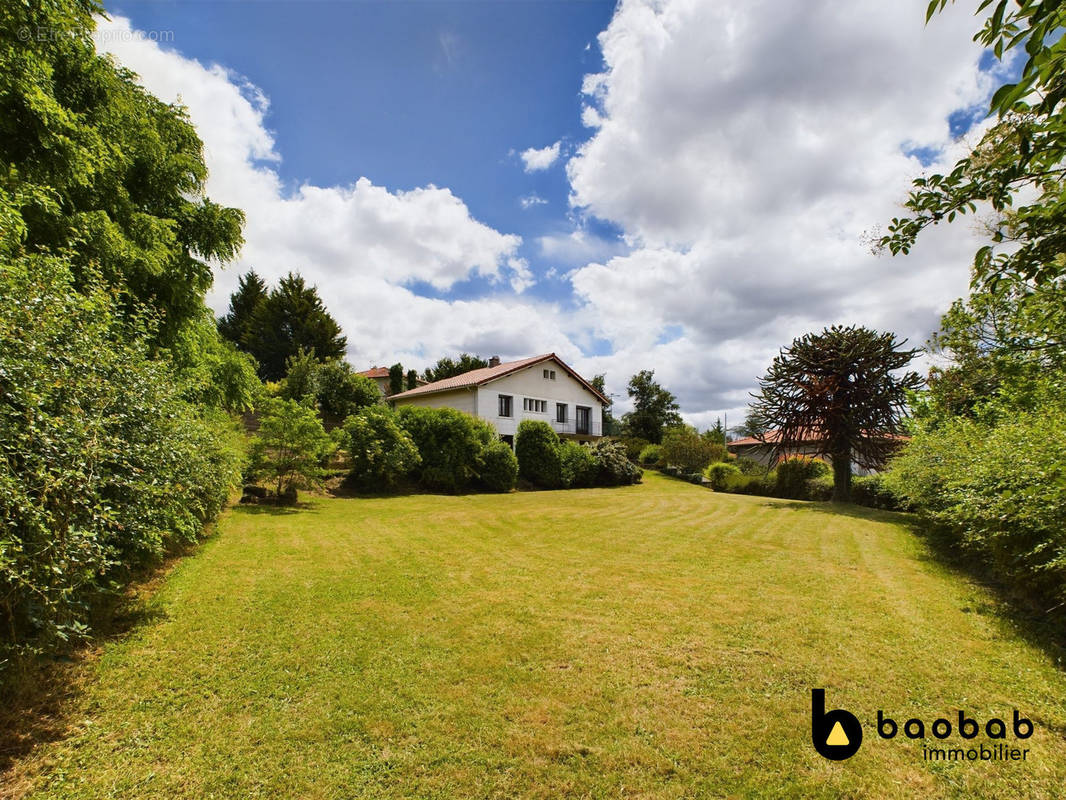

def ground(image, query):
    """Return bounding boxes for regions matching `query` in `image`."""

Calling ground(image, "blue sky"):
[108,0,621,305]
[97,0,1005,426]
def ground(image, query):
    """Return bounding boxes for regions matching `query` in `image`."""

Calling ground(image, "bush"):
[775,457,829,500]
[885,409,1066,611]
[661,426,720,472]
[734,456,768,475]
[0,259,246,671]
[588,439,643,486]
[638,444,664,467]
[249,397,336,500]
[478,440,518,493]
[851,475,905,510]
[705,462,741,491]
[515,420,563,488]
[342,405,421,490]
[396,406,495,493]
[560,440,599,488]
[617,436,650,462]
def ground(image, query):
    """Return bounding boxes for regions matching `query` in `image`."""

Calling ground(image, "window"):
[543,369,556,380]
[576,405,591,435]
[498,394,512,417]
[556,403,567,423]
[523,398,547,413]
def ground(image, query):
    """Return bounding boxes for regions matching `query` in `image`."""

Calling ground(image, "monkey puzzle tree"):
[750,326,922,502]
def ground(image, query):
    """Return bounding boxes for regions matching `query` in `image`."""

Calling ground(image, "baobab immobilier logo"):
[811,689,1034,763]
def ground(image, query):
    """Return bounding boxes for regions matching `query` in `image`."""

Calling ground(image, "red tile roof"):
[356,367,390,380]
[389,353,609,404]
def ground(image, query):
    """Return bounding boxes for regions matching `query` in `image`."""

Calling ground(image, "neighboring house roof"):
[356,367,390,380]
[389,353,610,405]
[728,429,908,448]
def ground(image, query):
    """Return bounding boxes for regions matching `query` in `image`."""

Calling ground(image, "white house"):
[389,353,609,446]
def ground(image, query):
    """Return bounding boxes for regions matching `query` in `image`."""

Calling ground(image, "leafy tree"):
[750,325,922,502]
[881,0,1066,290]
[1,0,244,344]
[703,418,726,445]
[732,409,770,440]
[662,426,723,472]
[919,277,1066,423]
[389,363,404,395]
[249,398,335,502]
[342,406,421,490]
[314,361,379,419]
[243,272,347,381]
[405,369,419,391]
[622,370,682,444]
[280,348,319,403]
[166,309,260,413]
[590,374,618,435]
[217,270,267,350]
[422,353,488,383]
[281,352,379,419]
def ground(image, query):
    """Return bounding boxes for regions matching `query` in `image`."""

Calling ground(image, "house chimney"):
[489,355,501,368]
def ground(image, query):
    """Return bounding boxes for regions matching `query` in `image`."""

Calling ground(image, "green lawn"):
[8,474,1066,798]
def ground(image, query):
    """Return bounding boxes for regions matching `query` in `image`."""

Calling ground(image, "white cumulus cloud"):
[564,0,997,424]
[520,141,562,172]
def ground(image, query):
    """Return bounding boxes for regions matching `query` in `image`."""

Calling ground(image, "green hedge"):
[1,259,246,673]
[884,409,1066,611]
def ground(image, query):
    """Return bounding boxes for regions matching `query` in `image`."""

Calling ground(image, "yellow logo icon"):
[827,721,850,747]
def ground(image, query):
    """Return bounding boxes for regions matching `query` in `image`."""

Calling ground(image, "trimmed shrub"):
[515,420,563,488]
[588,439,643,486]
[806,475,835,502]
[342,405,421,490]
[731,473,776,496]
[705,462,741,491]
[560,440,599,488]
[396,406,495,493]
[638,444,664,467]
[775,457,829,500]
[478,440,518,493]
[851,475,905,510]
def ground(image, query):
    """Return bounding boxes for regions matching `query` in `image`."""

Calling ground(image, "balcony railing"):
[550,419,602,437]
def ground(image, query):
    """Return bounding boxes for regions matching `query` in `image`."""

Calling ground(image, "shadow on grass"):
[230,501,317,516]
[0,532,208,781]
[780,498,1066,673]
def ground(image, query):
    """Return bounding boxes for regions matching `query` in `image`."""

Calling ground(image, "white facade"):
[475,362,603,441]
[391,356,605,442]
